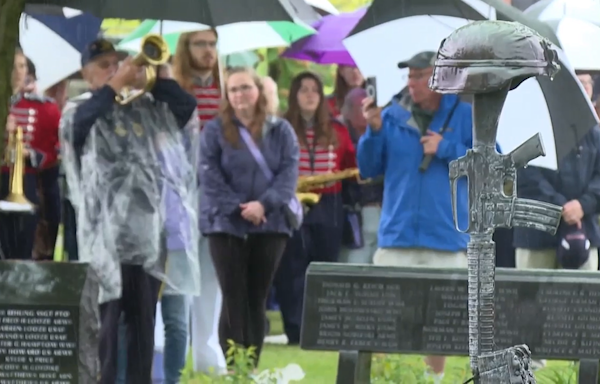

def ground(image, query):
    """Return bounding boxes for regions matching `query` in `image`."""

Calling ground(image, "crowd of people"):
[3,24,600,384]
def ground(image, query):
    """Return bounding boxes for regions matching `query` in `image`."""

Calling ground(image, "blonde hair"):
[172,30,221,94]
[220,67,268,147]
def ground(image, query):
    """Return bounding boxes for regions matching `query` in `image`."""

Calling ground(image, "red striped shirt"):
[298,120,356,194]
[192,83,220,129]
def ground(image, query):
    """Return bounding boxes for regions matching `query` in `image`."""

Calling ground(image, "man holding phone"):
[356,51,473,382]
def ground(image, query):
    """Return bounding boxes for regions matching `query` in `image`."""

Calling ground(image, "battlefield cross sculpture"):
[430,21,563,383]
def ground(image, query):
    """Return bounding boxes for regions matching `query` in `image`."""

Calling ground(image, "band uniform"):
[0,92,61,260]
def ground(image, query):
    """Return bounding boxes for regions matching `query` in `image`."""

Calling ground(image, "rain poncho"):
[60,83,200,303]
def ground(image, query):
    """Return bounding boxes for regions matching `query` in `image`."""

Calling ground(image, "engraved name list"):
[303,274,600,359]
[0,307,78,384]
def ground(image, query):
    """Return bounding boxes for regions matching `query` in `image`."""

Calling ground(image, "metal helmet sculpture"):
[430,20,559,94]
[427,20,563,384]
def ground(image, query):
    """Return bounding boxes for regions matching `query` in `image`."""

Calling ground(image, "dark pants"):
[0,172,38,260]
[99,264,161,384]
[273,193,344,344]
[208,233,288,366]
[63,199,78,261]
[35,167,61,260]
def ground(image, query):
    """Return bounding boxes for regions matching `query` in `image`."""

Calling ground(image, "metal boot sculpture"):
[430,21,563,383]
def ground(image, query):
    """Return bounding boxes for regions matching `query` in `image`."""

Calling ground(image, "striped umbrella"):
[118,19,315,56]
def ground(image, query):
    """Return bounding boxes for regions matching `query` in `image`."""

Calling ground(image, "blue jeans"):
[162,294,190,384]
[339,205,381,264]
[116,315,127,384]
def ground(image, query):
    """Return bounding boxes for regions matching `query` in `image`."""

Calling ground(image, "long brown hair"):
[172,30,221,94]
[285,71,337,147]
[220,67,268,147]
[332,66,365,112]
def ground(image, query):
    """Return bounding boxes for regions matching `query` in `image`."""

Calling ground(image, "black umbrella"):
[25,0,321,25]
[346,0,597,167]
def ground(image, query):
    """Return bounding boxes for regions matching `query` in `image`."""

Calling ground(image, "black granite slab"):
[301,263,600,360]
[0,261,99,384]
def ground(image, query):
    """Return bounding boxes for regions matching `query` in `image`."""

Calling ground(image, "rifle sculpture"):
[430,21,563,383]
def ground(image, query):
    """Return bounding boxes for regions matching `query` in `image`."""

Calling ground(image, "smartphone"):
[365,76,377,108]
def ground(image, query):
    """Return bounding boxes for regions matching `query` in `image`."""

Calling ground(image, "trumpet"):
[296,168,360,205]
[0,127,35,213]
[115,34,170,105]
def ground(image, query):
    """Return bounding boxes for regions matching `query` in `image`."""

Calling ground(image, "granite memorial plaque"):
[0,261,99,384]
[301,263,600,360]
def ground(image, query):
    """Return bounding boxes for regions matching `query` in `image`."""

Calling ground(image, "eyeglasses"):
[190,40,217,49]
[227,84,255,94]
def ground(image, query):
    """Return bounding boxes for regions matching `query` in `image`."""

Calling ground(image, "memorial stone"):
[301,263,600,383]
[0,261,99,384]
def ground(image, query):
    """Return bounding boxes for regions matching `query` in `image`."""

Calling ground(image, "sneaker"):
[264,334,288,345]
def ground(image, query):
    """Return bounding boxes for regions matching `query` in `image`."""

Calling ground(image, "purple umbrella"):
[282,8,367,66]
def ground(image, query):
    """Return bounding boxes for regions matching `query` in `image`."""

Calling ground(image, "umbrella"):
[24,5,83,18]
[19,12,102,92]
[117,19,314,56]
[525,0,600,26]
[223,51,261,68]
[343,0,598,169]
[525,0,600,71]
[282,8,367,65]
[25,0,322,25]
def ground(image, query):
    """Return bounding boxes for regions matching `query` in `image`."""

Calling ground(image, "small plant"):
[182,340,281,383]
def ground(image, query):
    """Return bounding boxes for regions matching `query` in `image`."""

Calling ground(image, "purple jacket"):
[199,116,299,238]
[157,139,194,251]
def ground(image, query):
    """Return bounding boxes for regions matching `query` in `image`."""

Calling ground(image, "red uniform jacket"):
[3,93,61,174]
[298,119,357,195]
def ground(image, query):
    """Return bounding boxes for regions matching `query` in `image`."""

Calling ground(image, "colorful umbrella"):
[282,8,366,65]
[20,12,102,91]
[118,19,315,56]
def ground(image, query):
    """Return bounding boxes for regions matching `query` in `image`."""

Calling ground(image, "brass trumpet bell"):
[0,127,35,214]
[115,34,170,105]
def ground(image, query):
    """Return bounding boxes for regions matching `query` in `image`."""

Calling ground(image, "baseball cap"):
[557,225,590,269]
[81,38,128,67]
[397,51,437,69]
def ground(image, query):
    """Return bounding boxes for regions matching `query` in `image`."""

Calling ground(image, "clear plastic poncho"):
[60,93,201,303]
